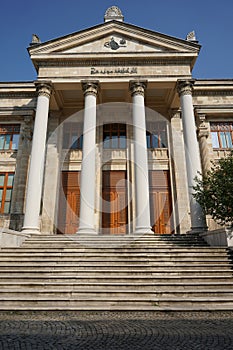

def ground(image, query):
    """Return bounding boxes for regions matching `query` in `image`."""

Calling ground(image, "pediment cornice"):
[28,21,200,56]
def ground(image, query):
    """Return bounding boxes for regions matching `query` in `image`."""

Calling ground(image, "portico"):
[18,6,208,235]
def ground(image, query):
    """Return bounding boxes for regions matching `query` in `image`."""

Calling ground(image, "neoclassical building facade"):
[0,6,233,236]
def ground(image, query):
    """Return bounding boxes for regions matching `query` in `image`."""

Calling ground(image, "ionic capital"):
[35,81,53,98]
[129,80,147,97]
[177,79,195,97]
[82,81,99,97]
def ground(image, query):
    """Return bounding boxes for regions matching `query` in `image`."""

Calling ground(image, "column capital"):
[129,80,147,97]
[81,81,99,97]
[177,79,195,97]
[35,81,53,98]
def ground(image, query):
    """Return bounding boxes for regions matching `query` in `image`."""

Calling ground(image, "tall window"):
[63,123,83,150]
[0,173,14,214]
[211,122,233,149]
[0,125,20,151]
[103,123,126,149]
[146,121,167,148]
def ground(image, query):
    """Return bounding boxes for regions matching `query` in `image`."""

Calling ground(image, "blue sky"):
[0,0,232,81]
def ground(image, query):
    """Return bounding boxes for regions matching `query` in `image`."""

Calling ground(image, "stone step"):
[0,275,231,283]
[0,256,229,263]
[0,296,233,310]
[1,289,233,298]
[26,233,205,240]
[0,263,231,270]
[20,243,208,250]
[1,232,232,311]
[0,251,228,258]
[1,281,233,290]
[0,269,232,277]
[1,247,224,253]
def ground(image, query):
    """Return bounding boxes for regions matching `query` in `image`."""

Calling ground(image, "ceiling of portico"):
[50,81,175,117]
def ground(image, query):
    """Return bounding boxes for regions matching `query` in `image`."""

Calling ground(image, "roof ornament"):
[104,6,124,22]
[186,31,198,43]
[30,34,41,46]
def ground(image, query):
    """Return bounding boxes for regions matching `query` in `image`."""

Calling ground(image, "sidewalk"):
[0,311,232,349]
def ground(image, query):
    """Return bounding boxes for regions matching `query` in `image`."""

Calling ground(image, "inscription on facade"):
[91,67,137,75]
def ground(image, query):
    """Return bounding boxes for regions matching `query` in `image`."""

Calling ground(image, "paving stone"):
[0,311,233,349]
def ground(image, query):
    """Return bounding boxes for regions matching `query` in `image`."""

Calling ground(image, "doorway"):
[58,171,80,234]
[102,170,128,234]
[149,170,173,234]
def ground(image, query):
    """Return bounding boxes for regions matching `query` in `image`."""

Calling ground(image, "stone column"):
[10,116,33,231]
[196,114,211,175]
[177,80,207,232]
[129,81,152,234]
[22,81,52,234]
[77,81,99,234]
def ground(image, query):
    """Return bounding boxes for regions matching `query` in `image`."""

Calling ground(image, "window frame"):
[146,121,168,149]
[62,123,83,150]
[0,172,14,214]
[0,124,20,151]
[210,122,233,149]
[103,123,127,149]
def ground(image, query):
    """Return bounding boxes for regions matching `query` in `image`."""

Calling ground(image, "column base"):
[134,227,154,235]
[76,227,98,235]
[188,226,208,234]
[21,227,41,235]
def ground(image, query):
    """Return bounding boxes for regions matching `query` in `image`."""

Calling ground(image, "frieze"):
[0,92,36,98]
[91,67,137,75]
[193,90,233,96]
[37,59,191,68]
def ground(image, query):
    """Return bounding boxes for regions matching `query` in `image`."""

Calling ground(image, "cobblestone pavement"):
[0,311,233,349]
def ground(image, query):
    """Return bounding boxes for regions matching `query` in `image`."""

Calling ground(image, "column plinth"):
[22,81,52,234]
[130,81,153,234]
[77,81,99,235]
[177,80,207,232]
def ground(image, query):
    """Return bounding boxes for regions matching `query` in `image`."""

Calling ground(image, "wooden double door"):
[58,170,173,235]
[149,170,173,234]
[102,170,128,234]
[58,171,80,234]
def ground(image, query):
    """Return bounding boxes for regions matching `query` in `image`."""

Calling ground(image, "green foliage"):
[193,151,233,226]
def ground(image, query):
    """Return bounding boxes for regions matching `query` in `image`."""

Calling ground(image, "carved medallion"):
[104,37,126,50]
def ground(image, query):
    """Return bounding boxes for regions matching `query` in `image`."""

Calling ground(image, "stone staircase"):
[0,233,233,310]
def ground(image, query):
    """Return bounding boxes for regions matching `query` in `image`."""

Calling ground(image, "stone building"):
[0,6,232,237]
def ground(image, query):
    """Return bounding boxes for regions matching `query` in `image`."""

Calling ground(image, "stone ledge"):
[0,227,30,248]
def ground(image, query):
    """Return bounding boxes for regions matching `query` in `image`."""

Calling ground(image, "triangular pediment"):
[29,21,200,57]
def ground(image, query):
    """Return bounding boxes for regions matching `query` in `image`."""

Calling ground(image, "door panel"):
[58,171,80,234]
[149,170,173,234]
[102,171,128,234]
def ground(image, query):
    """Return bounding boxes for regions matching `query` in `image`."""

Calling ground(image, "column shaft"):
[22,81,52,233]
[130,81,152,234]
[77,82,98,234]
[177,80,207,232]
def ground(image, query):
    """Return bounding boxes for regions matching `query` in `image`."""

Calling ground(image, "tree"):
[193,151,233,227]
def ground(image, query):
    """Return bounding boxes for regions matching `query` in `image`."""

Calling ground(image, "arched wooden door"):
[58,171,80,234]
[102,170,128,234]
[149,170,173,234]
